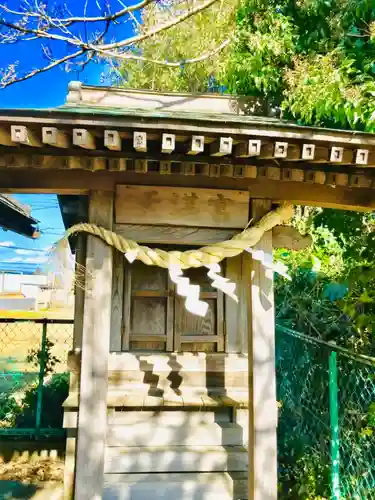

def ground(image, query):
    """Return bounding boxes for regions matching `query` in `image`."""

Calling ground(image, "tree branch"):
[96,37,231,66]
[0,20,84,47]
[0,49,85,88]
[98,0,220,50]
[0,0,224,87]
[0,0,154,27]
[0,0,220,53]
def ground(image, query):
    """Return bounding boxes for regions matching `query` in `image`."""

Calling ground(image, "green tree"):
[124,0,375,131]
[122,0,237,92]
[0,0,228,87]
[227,0,375,131]
[275,208,375,355]
[122,0,375,355]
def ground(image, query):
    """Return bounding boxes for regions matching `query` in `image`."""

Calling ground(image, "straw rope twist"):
[61,203,294,269]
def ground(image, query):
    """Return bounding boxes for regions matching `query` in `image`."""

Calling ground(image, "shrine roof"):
[0,82,374,211]
[0,98,374,146]
[0,194,39,239]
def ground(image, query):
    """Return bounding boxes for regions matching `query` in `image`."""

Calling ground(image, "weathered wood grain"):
[72,233,86,350]
[133,131,147,152]
[42,127,70,148]
[121,265,131,351]
[114,223,238,245]
[104,446,247,474]
[103,471,247,500]
[210,137,233,157]
[72,129,95,149]
[0,126,13,146]
[110,250,124,352]
[187,135,205,155]
[161,133,175,154]
[105,422,244,447]
[74,191,113,500]
[115,185,250,228]
[248,199,277,500]
[126,262,170,351]
[63,429,77,500]
[225,254,251,354]
[1,167,374,211]
[104,130,121,151]
[11,125,41,147]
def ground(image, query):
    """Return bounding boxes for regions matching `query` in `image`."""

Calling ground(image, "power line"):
[0,245,48,253]
[40,232,64,236]
[32,206,60,211]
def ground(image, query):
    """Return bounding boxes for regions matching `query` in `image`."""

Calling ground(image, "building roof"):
[0,194,39,239]
[0,82,374,212]
[0,80,373,144]
[0,101,374,147]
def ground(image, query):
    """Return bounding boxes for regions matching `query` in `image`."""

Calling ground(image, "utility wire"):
[0,245,48,253]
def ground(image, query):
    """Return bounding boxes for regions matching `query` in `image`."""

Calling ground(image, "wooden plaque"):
[116,185,250,228]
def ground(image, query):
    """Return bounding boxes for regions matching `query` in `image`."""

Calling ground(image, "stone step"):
[107,370,247,391]
[103,472,248,500]
[64,408,234,429]
[107,352,248,373]
[63,390,249,411]
[106,422,245,447]
[109,408,233,426]
[104,445,248,474]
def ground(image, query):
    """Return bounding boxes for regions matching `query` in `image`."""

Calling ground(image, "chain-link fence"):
[1,316,373,497]
[276,325,375,500]
[0,319,73,437]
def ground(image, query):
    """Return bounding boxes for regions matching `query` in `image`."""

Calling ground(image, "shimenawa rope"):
[58,203,294,269]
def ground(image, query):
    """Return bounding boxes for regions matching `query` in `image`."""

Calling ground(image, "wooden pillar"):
[63,352,80,499]
[248,199,278,500]
[63,234,87,499]
[74,191,114,500]
[225,254,251,353]
[110,250,124,352]
[73,233,87,350]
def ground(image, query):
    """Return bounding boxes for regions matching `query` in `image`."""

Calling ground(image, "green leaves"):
[359,290,374,304]
[26,338,60,377]
[275,206,375,355]
[323,283,348,302]
[225,0,375,131]
[119,0,375,133]
[120,0,375,356]
[121,0,236,93]
[226,2,296,97]
[368,402,375,428]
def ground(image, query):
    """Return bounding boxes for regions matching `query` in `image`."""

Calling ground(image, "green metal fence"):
[1,316,373,498]
[276,325,375,500]
[0,318,73,438]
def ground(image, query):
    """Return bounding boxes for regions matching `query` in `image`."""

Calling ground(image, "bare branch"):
[75,50,97,81]
[0,0,226,88]
[1,49,85,88]
[0,1,221,55]
[98,0,220,50]
[0,20,83,47]
[0,0,154,27]
[96,37,232,66]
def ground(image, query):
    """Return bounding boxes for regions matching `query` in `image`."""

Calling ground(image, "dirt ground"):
[0,456,64,482]
[0,457,64,500]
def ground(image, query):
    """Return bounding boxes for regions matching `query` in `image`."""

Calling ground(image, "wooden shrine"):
[0,81,374,500]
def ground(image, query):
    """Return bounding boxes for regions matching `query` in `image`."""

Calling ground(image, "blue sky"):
[0,194,66,273]
[0,1,133,274]
[0,0,125,108]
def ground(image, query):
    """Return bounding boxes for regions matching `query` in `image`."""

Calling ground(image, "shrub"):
[14,373,69,429]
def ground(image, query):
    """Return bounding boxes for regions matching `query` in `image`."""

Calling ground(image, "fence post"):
[35,321,48,431]
[329,350,340,499]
